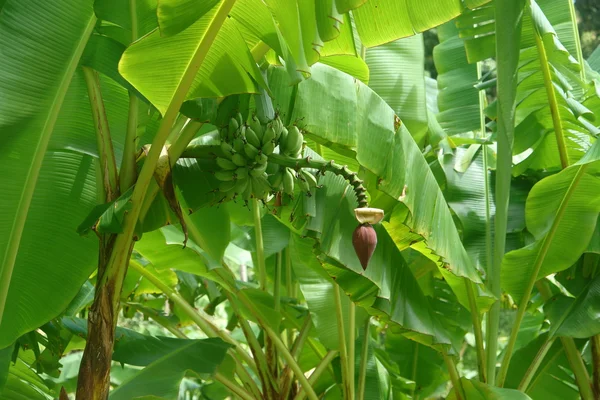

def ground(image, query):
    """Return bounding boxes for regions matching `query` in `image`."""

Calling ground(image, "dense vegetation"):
[1,0,600,399]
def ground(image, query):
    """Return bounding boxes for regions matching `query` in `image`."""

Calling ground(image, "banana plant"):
[1,0,600,399]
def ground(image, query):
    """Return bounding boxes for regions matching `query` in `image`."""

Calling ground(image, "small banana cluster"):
[214,113,315,204]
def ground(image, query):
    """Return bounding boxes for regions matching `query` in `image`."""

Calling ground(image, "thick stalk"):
[119,0,140,191]
[82,67,119,201]
[489,0,526,386]
[252,198,267,290]
[333,284,350,399]
[518,337,555,391]
[592,335,600,398]
[533,24,569,169]
[236,291,319,400]
[566,0,585,80]
[465,278,486,382]
[294,350,338,400]
[356,318,370,400]
[348,302,356,399]
[412,343,419,399]
[443,353,465,400]
[77,3,236,396]
[274,252,282,316]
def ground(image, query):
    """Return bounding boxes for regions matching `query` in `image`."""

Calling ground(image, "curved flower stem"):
[357,318,370,400]
[267,153,368,208]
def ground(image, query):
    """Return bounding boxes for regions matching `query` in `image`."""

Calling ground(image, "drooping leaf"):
[157,0,220,37]
[0,0,97,347]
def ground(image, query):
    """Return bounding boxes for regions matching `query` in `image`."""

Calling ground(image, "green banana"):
[255,153,268,165]
[232,153,247,167]
[261,140,275,155]
[220,141,234,159]
[250,162,268,177]
[236,166,249,179]
[219,127,228,142]
[248,115,264,142]
[244,127,261,148]
[219,180,237,192]
[283,125,303,156]
[269,170,284,188]
[236,113,243,128]
[300,170,318,188]
[233,137,245,153]
[216,157,237,170]
[262,122,276,145]
[233,177,248,195]
[244,143,260,159]
[215,170,235,182]
[297,173,310,192]
[283,168,295,195]
[279,127,288,150]
[251,175,272,199]
[242,179,253,203]
[228,118,239,140]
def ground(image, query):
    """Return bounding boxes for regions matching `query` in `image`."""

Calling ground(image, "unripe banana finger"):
[262,140,275,155]
[300,170,318,188]
[250,162,268,177]
[283,168,295,195]
[216,157,237,170]
[244,127,261,148]
[232,153,247,167]
[236,166,249,179]
[244,143,260,159]
[215,170,235,182]
[219,180,237,192]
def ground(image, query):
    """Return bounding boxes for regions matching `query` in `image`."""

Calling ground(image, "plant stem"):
[82,66,119,201]
[443,353,465,400]
[251,41,271,62]
[77,2,236,397]
[128,261,255,369]
[280,316,313,399]
[214,372,254,400]
[497,166,588,385]
[465,278,486,382]
[412,343,419,399]
[333,284,350,399]
[592,335,600,398]
[518,336,555,391]
[252,198,267,290]
[561,336,594,400]
[120,0,140,191]
[349,302,356,399]
[533,19,569,169]
[224,290,277,399]
[566,0,585,81]
[285,248,295,347]
[275,252,282,316]
[169,120,204,162]
[357,318,370,400]
[236,291,319,400]
[294,350,338,400]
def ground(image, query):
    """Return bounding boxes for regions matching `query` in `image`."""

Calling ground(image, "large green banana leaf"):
[456,0,597,173]
[448,377,533,399]
[365,35,429,147]
[268,63,483,290]
[503,334,583,400]
[0,0,98,348]
[502,140,600,303]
